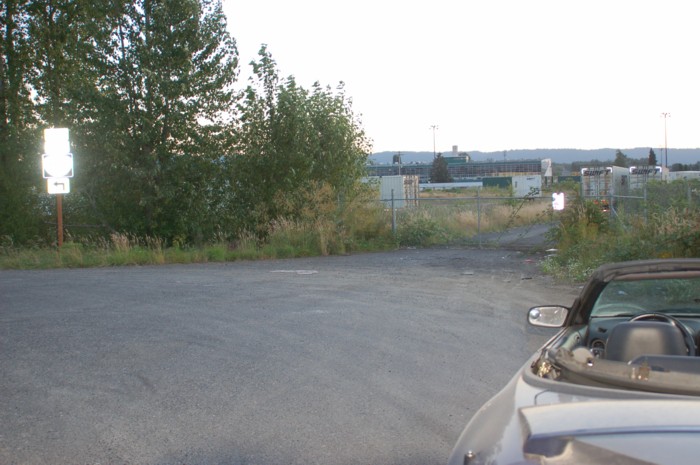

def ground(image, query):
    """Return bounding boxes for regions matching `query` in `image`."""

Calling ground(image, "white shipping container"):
[581,166,629,198]
[380,176,419,208]
[629,166,663,191]
[668,171,700,181]
[512,175,542,198]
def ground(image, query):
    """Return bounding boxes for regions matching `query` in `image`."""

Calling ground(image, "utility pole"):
[661,112,671,168]
[429,124,439,159]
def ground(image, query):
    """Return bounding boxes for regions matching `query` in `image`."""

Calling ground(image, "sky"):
[222,0,700,154]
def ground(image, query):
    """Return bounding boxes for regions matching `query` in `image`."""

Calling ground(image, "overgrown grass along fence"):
[543,180,700,281]
[2,181,697,274]
[0,188,551,269]
[383,192,553,248]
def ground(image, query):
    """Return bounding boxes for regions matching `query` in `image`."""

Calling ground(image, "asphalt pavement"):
[0,247,578,465]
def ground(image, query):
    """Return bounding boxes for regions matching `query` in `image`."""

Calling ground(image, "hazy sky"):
[223,0,699,154]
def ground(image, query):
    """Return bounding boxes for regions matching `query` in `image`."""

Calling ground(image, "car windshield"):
[591,276,700,317]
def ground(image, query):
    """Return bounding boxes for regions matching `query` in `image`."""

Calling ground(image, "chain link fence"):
[380,189,555,248]
[380,179,700,248]
[583,179,700,223]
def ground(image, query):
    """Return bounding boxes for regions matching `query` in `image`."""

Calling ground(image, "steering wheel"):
[629,312,697,356]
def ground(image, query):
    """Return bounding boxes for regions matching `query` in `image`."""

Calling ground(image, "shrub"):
[396,211,445,247]
[547,186,700,281]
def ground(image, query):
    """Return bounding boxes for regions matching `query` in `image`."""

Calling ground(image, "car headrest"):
[605,321,688,362]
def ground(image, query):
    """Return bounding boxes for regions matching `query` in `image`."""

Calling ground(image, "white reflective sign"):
[44,128,70,156]
[42,153,74,178]
[47,177,70,194]
[552,192,565,211]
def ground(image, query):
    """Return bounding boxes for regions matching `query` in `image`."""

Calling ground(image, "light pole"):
[661,112,671,168]
[429,124,439,159]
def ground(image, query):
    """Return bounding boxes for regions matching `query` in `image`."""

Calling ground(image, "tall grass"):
[543,185,700,281]
[395,197,552,247]
[0,187,555,270]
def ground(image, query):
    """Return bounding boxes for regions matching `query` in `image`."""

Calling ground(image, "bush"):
[547,186,700,281]
[396,211,445,247]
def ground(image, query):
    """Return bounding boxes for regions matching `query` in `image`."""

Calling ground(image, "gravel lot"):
[0,246,579,465]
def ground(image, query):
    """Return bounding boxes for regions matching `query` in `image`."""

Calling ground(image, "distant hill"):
[369,148,700,166]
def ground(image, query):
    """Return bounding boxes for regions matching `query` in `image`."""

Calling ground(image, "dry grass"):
[0,188,555,269]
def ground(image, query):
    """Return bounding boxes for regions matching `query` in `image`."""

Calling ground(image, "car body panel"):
[447,259,700,465]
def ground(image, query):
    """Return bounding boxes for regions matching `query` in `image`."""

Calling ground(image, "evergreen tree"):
[648,148,658,166]
[430,153,452,183]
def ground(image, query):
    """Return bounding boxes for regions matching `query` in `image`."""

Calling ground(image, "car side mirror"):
[528,306,569,328]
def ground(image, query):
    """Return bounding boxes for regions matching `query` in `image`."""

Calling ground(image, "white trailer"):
[668,171,700,182]
[379,175,419,208]
[581,166,629,199]
[512,175,542,198]
[629,166,663,191]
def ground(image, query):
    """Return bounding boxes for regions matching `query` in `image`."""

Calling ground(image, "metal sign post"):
[42,128,73,248]
[57,194,64,247]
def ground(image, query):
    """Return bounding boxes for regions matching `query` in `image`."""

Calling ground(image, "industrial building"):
[366,157,543,183]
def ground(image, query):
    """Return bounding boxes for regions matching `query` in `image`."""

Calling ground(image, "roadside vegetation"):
[3,179,697,274]
[0,186,550,269]
[543,180,700,281]
[2,2,697,275]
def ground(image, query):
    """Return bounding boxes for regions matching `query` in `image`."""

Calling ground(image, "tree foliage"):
[613,149,629,167]
[1,3,371,246]
[648,148,658,166]
[430,153,452,183]
[1,0,44,243]
[231,46,370,236]
[73,0,240,241]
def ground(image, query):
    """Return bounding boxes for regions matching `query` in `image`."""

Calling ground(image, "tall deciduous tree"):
[79,0,239,240]
[232,46,370,235]
[3,1,372,245]
[0,0,43,243]
[3,0,240,244]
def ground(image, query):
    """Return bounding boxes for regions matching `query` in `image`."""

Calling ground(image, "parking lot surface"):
[0,247,578,465]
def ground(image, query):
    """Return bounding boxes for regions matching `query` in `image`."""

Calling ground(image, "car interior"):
[532,273,700,394]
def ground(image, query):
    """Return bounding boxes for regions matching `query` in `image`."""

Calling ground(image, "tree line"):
[1,0,370,246]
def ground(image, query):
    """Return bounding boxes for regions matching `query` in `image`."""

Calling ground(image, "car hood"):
[448,360,700,465]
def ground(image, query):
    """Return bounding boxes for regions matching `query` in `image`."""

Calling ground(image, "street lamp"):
[661,112,670,168]
[429,124,439,159]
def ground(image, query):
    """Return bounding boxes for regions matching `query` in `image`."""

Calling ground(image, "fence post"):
[391,189,396,235]
[477,188,482,249]
[643,184,648,225]
[689,182,693,206]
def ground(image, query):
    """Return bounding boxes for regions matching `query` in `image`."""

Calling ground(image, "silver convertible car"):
[447,258,700,465]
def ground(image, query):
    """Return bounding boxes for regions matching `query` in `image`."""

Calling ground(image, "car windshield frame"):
[590,274,700,318]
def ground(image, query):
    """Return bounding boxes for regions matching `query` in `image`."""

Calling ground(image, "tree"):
[2,1,372,245]
[613,149,629,167]
[430,153,452,183]
[648,148,658,166]
[74,0,239,241]
[232,46,370,236]
[0,0,45,243]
